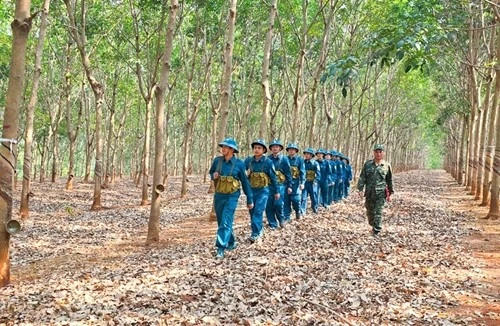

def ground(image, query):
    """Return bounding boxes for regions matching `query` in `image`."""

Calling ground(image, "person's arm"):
[314,162,321,183]
[238,160,254,206]
[299,158,306,187]
[267,159,279,196]
[386,164,394,194]
[357,162,366,191]
[209,157,219,180]
[282,157,293,190]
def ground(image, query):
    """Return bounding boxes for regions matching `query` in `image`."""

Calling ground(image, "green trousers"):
[365,196,386,233]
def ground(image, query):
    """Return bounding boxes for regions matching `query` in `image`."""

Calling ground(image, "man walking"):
[210,138,253,258]
[266,139,292,229]
[357,144,394,235]
[244,139,279,242]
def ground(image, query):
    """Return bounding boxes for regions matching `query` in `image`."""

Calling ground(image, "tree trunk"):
[103,70,118,189]
[291,0,308,142]
[83,86,93,183]
[0,0,32,287]
[147,0,178,244]
[65,40,83,190]
[20,0,49,219]
[218,0,237,139]
[64,0,105,210]
[259,0,278,139]
[486,26,500,219]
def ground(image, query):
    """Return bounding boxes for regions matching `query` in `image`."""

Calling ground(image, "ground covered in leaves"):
[1,170,499,325]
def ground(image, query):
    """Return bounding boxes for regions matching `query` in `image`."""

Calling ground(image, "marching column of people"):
[210,138,391,259]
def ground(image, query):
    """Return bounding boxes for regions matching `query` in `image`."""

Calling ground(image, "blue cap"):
[303,148,316,156]
[316,148,326,155]
[251,139,268,153]
[269,139,284,150]
[218,137,239,153]
[286,143,299,151]
[330,150,339,156]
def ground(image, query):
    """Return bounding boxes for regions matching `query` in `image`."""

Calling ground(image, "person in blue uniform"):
[266,139,293,229]
[337,152,347,199]
[342,154,353,198]
[301,148,321,215]
[325,151,336,206]
[244,139,279,242]
[209,138,253,259]
[284,143,305,222]
[332,150,343,202]
[315,148,331,209]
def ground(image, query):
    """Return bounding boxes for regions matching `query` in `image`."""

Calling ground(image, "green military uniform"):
[357,145,394,234]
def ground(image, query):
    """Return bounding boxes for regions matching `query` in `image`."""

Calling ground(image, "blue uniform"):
[316,158,331,208]
[343,163,352,198]
[301,159,321,214]
[327,159,336,205]
[333,159,343,202]
[210,156,253,250]
[284,154,305,221]
[266,154,293,228]
[244,156,279,238]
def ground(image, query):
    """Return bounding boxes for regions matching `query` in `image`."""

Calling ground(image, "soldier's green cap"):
[373,144,384,151]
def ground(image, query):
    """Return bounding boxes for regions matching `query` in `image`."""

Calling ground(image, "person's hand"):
[300,184,304,190]
[287,187,292,195]
[274,193,280,200]
[247,203,254,210]
[213,172,219,179]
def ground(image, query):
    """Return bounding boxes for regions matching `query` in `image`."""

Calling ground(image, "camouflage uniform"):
[357,148,394,234]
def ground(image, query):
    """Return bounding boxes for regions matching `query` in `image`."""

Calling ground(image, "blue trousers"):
[301,181,319,214]
[318,181,329,207]
[284,182,302,221]
[327,184,335,205]
[249,187,269,237]
[343,181,350,198]
[266,184,285,228]
[214,191,239,249]
[334,181,343,202]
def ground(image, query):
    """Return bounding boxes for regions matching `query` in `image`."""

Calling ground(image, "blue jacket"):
[304,159,321,183]
[244,155,279,195]
[316,158,331,183]
[344,164,352,182]
[209,156,253,205]
[268,153,293,189]
[328,160,337,184]
[334,159,343,181]
[287,154,306,186]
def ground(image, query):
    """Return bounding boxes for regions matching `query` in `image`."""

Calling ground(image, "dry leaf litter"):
[0,170,498,325]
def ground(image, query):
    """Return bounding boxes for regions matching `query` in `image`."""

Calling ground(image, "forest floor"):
[0,170,498,325]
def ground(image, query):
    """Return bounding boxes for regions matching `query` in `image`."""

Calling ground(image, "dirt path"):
[1,170,499,325]
[443,180,500,324]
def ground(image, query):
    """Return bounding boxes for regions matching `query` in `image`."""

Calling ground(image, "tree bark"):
[486,23,500,219]
[259,0,278,140]
[20,0,49,219]
[65,39,83,191]
[64,0,104,210]
[0,0,32,287]
[147,0,179,244]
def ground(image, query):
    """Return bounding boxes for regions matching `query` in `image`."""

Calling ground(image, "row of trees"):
[443,2,500,220]
[1,0,498,285]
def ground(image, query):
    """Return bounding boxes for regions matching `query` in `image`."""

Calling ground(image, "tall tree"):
[64,0,105,210]
[259,0,278,139]
[147,0,179,244]
[20,0,50,219]
[0,0,32,287]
